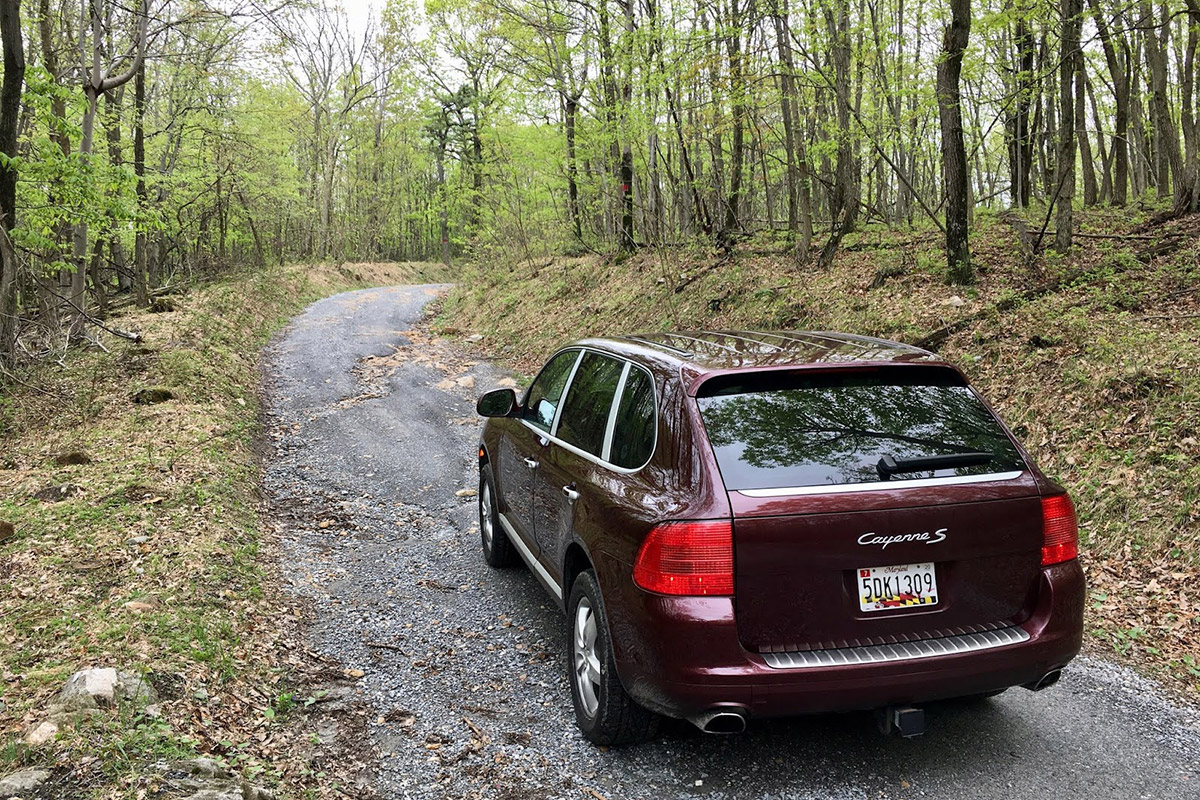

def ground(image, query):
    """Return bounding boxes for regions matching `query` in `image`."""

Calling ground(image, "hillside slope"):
[443,209,1200,699]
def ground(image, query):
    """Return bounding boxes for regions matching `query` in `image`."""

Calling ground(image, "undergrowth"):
[0,261,448,797]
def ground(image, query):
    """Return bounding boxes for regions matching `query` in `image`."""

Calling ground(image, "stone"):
[132,387,174,405]
[24,720,59,746]
[51,668,157,716]
[32,484,84,503]
[53,451,92,466]
[141,703,162,719]
[0,520,13,544]
[0,768,51,794]
[174,758,230,779]
[179,787,243,800]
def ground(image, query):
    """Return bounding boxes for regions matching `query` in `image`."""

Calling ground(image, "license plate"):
[858,562,939,612]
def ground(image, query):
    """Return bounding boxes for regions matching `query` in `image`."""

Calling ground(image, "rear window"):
[696,368,1026,491]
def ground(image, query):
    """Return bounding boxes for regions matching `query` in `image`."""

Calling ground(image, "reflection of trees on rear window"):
[697,371,1024,490]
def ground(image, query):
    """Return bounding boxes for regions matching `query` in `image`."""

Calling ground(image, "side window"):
[609,367,656,469]
[556,353,624,456]
[523,350,579,432]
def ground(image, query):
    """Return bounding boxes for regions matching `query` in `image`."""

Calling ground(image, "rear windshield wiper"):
[877,452,993,479]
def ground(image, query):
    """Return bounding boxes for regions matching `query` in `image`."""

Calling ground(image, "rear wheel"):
[479,464,518,567]
[567,570,659,745]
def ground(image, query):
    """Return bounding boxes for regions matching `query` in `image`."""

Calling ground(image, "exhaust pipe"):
[689,707,748,734]
[1023,669,1062,692]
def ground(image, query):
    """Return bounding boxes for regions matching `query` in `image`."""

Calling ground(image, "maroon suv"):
[475,331,1084,744]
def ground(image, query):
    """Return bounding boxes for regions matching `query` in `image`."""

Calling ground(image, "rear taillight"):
[1041,494,1078,566]
[633,520,734,596]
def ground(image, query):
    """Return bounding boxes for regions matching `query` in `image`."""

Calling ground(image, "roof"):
[572,330,944,395]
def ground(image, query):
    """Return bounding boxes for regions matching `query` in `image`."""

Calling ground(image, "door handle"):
[562,485,580,502]
[523,457,539,469]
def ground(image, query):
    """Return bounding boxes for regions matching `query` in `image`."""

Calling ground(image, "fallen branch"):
[1073,232,1190,241]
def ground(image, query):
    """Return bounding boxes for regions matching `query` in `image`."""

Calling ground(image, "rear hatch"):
[695,365,1043,654]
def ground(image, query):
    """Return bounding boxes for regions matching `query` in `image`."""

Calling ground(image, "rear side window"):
[557,352,625,456]
[523,350,579,431]
[696,368,1026,491]
[609,367,656,469]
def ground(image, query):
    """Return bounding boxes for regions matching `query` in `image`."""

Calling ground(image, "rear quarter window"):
[609,366,656,469]
[696,367,1026,491]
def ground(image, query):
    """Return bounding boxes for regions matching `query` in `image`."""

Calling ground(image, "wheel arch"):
[562,541,594,601]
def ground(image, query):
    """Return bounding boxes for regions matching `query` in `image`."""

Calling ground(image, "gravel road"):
[262,285,1200,800]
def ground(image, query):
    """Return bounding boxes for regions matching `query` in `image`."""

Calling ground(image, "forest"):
[0,0,1198,366]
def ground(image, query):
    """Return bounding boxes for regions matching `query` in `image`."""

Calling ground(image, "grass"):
[0,260,449,797]
[442,206,1200,700]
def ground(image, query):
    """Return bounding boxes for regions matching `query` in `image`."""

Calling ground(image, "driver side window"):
[522,350,580,432]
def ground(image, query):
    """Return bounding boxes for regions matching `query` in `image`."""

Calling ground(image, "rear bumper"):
[604,558,1085,719]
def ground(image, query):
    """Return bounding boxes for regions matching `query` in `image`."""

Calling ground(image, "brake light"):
[1041,494,1078,566]
[633,520,734,596]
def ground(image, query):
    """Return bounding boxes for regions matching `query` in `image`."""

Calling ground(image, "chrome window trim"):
[760,625,1031,669]
[498,512,562,600]
[735,470,1024,498]
[516,348,658,475]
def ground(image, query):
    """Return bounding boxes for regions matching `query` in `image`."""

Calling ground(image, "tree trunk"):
[1009,17,1035,207]
[1142,0,1183,201]
[937,0,972,283]
[1054,0,1081,252]
[1075,49,1098,206]
[133,55,149,307]
[0,0,24,364]
[772,0,812,262]
[564,95,583,240]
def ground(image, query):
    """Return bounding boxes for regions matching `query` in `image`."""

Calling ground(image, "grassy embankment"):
[443,206,1200,700]
[0,261,449,797]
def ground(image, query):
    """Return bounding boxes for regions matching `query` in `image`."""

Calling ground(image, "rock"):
[53,451,92,466]
[141,703,162,719]
[123,601,157,613]
[495,377,518,388]
[0,768,51,794]
[174,758,230,779]
[455,375,476,390]
[51,668,157,716]
[466,333,484,342]
[455,489,478,498]
[0,520,13,544]
[126,535,150,545]
[151,759,272,800]
[32,484,84,503]
[943,295,966,307]
[24,720,58,746]
[132,387,174,404]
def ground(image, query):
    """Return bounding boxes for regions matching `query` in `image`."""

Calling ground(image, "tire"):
[567,570,659,745]
[479,464,518,568]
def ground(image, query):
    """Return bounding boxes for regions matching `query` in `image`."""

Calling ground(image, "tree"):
[937,0,971,282]
[0,0,24,363]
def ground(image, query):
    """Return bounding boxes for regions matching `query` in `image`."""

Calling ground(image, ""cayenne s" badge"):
[857,528,948,550]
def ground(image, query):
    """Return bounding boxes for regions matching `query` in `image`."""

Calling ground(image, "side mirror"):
[476,388,518,417]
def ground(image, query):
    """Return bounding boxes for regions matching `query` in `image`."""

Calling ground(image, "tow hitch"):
[875,705,926,738]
